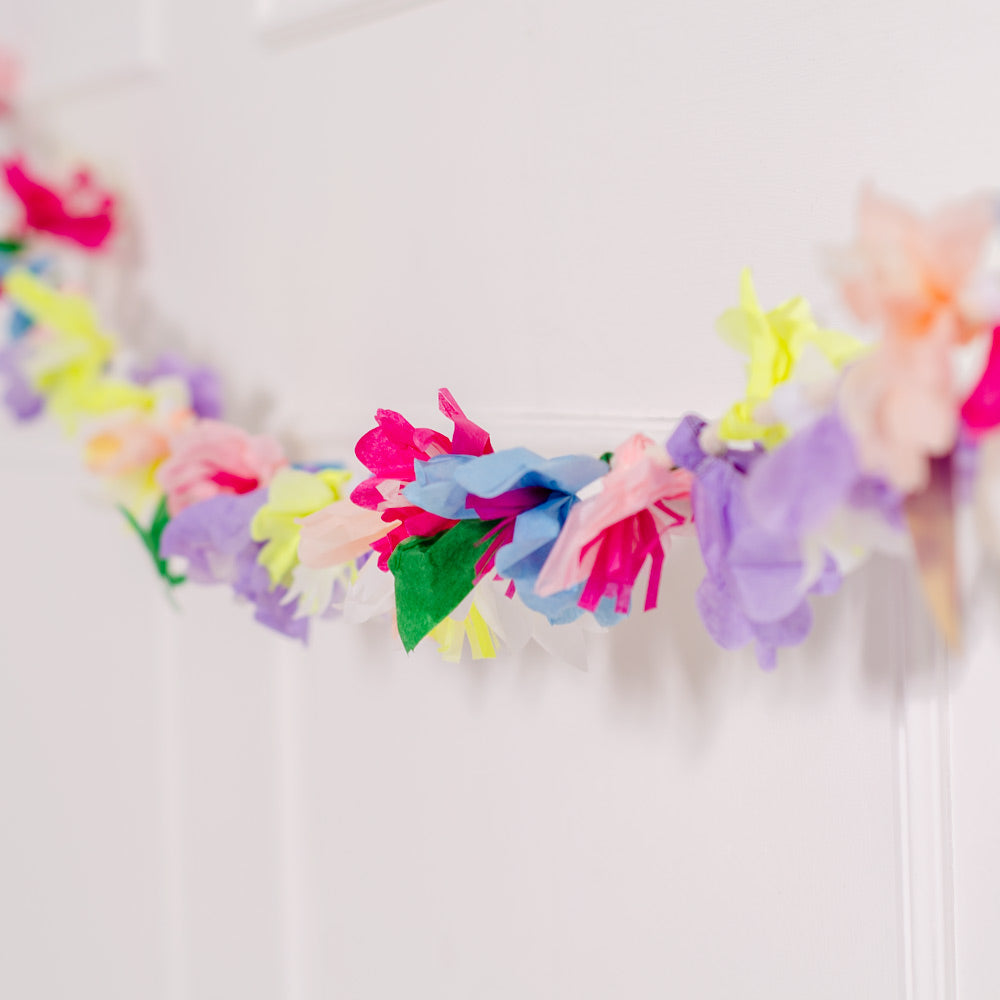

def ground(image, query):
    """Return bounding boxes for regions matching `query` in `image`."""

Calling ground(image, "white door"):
[1,0,998,997]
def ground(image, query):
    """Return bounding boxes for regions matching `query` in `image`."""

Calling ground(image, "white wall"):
[1,0,998,996]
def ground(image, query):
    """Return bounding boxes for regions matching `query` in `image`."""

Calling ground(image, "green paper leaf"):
[0,238,24,254]
[388,519,501,652]
[120,496,186,588]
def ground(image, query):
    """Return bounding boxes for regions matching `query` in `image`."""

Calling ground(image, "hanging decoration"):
[3,72,1000,668]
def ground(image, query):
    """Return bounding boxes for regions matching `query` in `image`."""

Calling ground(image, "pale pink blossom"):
[157,419,287,515]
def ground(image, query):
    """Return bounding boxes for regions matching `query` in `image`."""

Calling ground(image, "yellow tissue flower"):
[4,268,156,429]
[717,269,869,447]
[251,467,353,589]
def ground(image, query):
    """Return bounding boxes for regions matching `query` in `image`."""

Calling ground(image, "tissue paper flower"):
[85,407,194,516]
[960,327,1000,438]
[0,253,45,338]
[350,388,493,569]
[3,157,115,250]
[0,341,43,420]
[830,186,997,345]
[717,269,868,446]
[157,419,287,515]
[668,414,840,670]
[132,353,223,420]
[743,410,903,579]
[838,333,956,494]
[159,490,308,641]
[0,267,156,427]
[404,446,617,625]
[250,466,352,589]
[535,434,693,614]
[297,499,393,569]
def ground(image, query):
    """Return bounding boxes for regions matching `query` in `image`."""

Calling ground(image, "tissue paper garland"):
[2,133,999,666]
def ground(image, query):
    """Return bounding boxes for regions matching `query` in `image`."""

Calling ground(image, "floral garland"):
[3,97,1000,667]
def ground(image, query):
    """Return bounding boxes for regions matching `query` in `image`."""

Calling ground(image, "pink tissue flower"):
[350,388,493,570]
[535,434,693,614]
[2,157,116,250]
[830,186,996,346]
[157,419,287,515]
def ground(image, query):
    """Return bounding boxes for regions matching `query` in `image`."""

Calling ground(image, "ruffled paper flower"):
[84,404,194,517]
[250,466,352,589]
[3,157,115,250]
[717,269,868,447]
[159,490,309,641]
[350,388,493,569]
[535,434,692,614]
[2,267,155,427]
[830,186,998,345]
[297,499,392,570]
[742,410,904,580]
[960,326,1000,438]
[668,414,841,670]
[838,333,956,494]
[132,353,223,420]
[403,447,617,626]
[157,419,287,515]
[0,340,43,420]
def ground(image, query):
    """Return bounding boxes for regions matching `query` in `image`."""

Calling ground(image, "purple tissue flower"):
[159,489,308,642]
[0,342,44,421]
[132,352,223,420]
[668,414,840,670]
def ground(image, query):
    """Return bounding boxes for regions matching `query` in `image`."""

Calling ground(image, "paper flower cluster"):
[3,129,1000,666]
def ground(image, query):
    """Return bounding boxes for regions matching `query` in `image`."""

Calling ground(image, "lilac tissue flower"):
[159,489,308,642]
[667,414,841,670]
[0,342,44,420]
[132,352,223,420]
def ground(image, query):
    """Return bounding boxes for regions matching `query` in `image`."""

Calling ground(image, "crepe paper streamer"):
[903,455,961,648]
[388,518,502,652]
[829,186,998,346]
[535,434,693,614]
[960,327,1000,438]
[429,603,498,661]
[717,269,868,447]
[250,467,352,589]
[351,388,494,570]
[120,496,186,588]
[2,158,115,250]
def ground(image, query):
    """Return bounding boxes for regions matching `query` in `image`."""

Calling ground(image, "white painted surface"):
[1,0,996,996]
